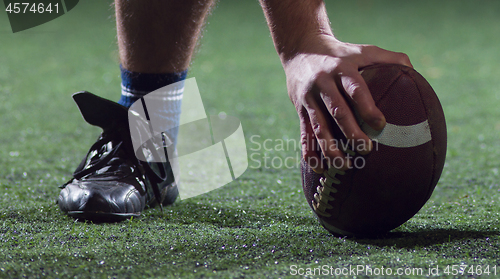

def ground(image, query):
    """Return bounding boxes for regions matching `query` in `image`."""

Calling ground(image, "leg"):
[116,0,215,107]
[58,0,215,222]
[116,0,214,73]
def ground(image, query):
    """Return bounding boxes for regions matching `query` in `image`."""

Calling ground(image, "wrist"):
[280,33,340,66]
[260,0,334,63]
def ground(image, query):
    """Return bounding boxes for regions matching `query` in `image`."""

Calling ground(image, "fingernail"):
[373,116,386,131]
[357,139,373,155]
[312,167,324,174]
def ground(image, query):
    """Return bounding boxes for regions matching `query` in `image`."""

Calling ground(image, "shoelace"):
[72,131,168,209]
[137,132,173,210]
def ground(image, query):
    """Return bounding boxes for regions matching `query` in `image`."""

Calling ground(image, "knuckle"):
[311,122,325,137]
[300,87,318,104]
[300,130,313,147]
[342,77,362,96]
[399,53,412,65]
[314,70,333,86]
[332,106,349,122]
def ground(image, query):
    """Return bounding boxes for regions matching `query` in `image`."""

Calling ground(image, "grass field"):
[0,0,499,278]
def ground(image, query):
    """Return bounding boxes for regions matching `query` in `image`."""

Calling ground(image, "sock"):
[118,65,187,144]
[118,65,187,108]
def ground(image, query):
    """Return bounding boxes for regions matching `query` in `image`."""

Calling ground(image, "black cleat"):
[58,91,178,222]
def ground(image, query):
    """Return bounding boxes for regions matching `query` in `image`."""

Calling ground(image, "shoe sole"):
[67,211,140,223]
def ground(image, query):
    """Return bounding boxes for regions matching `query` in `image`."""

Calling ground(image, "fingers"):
[363,45,413,68]
[303,93,352,171]
[300,63,387,170]
[339,71,386,132]
[315,72,374,156]
[343,45,412,132]
[301,67,382,170]
[299,108,324,173]
[302,72,379,170]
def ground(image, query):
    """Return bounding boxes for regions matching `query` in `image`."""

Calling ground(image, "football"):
[301,64,447,236]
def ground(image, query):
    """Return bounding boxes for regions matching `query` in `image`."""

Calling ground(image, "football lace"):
[312,148,355,218]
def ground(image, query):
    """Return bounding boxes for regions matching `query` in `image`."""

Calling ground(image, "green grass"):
[0,0,499,278]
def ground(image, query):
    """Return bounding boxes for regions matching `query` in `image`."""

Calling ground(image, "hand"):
[283,34,412,172]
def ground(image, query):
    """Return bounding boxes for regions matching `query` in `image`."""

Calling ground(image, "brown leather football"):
[301,64,447,236]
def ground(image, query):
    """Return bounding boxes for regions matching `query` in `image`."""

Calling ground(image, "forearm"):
[259,0,333,63]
